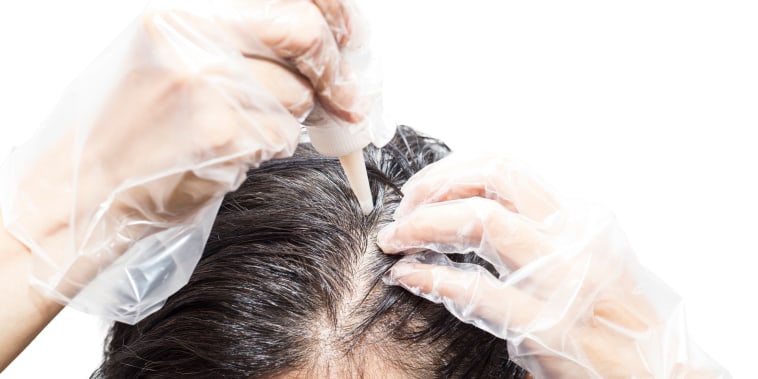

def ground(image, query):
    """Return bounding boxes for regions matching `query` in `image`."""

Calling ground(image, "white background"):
[1,0,755,377]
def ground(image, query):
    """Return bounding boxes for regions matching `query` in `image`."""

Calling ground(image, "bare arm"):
[0,215,63,371]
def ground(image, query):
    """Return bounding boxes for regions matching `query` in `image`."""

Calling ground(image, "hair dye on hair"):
[91,125,528,379]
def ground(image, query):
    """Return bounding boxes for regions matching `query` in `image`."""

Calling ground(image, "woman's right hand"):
[378,154,730,379]
[0,0,368,322]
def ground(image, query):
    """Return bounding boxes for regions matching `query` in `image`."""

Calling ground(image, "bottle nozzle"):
[338,150,373,215]
[305,123,374,216]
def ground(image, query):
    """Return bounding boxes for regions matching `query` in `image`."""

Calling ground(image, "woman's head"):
[92,126,526,378]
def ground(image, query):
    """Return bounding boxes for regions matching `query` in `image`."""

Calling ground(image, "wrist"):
[0,212,30,256]
[0,211,63,371]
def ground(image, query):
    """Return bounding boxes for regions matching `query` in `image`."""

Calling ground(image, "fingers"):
[100,62,300,180]
[142,0,364,122]
[144,1,365,122]
[311,0,353,48]
[385,259,541,334]
[243,1,364,122]
[157,65,300,159]
[592,299,649,334]
[242,58,314,119]
[378,197,551,271]
[396,154,560,222]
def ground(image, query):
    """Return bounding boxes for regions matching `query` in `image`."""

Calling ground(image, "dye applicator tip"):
[305,124,375,216]
[339,150,373,215]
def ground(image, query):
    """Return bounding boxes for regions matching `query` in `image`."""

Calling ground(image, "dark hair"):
[92,126,527,378]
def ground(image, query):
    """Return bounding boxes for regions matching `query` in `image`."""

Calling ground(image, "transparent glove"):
[0,0,370,324]
[378,153,730,379]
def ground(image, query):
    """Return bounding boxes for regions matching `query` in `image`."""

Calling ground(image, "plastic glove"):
[0,0,370,324]
[378,153,730,379]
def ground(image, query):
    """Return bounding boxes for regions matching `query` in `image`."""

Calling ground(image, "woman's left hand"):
[0,0,370,325]
[378,153,729,379]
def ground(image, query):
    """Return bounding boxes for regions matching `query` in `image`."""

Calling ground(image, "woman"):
[0,0,729,377]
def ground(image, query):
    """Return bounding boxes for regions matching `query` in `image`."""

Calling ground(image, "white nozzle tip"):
[358,196,374,216]
[339,150,374,216]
